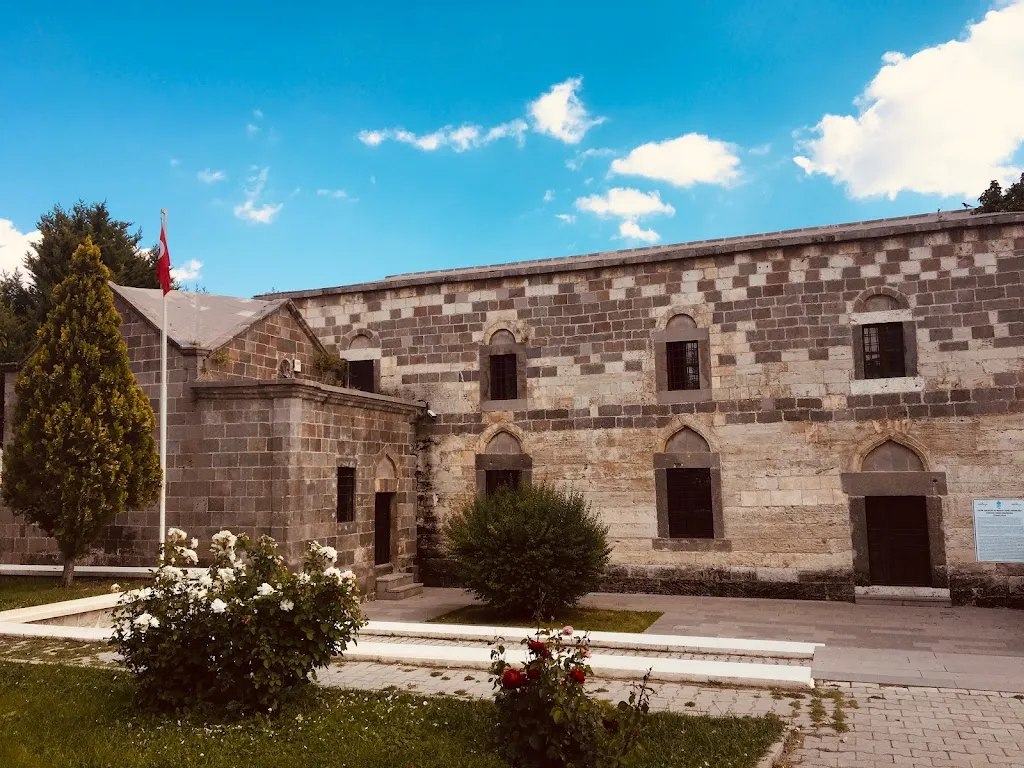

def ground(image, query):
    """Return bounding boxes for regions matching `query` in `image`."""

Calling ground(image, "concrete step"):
[342,642,813,689]
[854,586,952,608]
[375,582,423,601]
[376,572,414,591]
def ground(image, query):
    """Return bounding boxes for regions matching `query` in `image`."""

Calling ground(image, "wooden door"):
[866,496,931,586]
[374,493,392,566]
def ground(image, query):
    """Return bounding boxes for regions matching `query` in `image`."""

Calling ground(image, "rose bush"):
[490,627,652,768]
[111,529,364,714]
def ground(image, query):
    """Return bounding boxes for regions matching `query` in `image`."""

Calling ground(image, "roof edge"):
[257,210,1024,301]
[191,378,426,415]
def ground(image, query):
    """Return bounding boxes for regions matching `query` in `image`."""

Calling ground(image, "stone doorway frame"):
[840,436,948,588]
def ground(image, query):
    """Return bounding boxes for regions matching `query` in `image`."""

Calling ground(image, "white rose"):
[340,570,356,581]
[180,548,199,564]
[279,599,294,612]
[134,613,155,631]
[216,568,236,584]
[323,567,341,582]
[210,598,228,614]
[256,582,276,597]
[199,573,214,588]
[322,546,338,564]
[190,538,199,549]
[166,528,187,545]
[297,572,311,584]
[110,583,122,593]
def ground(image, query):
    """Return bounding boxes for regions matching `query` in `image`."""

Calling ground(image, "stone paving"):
[321,661,1024,767]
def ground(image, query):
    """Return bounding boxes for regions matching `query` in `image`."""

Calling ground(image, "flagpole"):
[158,209,168,549]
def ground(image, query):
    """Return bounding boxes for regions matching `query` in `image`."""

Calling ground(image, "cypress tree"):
[2,237,161,584]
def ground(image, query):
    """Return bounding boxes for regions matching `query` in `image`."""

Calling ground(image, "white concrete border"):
[363,621,820,659]
[346,641,814,689]
[0,593,121,624]
[0,564,157,577]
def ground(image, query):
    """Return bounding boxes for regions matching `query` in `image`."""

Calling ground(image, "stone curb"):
[756,726,793,768]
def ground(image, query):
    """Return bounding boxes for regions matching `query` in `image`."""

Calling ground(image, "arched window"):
[480,328,527,411]
[852,290,917,382]
[654,313,711,403]
[862,440,925,472]
[475,430,533,495]
[653,427,728,549]
[344,331,380,393]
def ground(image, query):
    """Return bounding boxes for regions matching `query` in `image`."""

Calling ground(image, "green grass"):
[0,661,783,767]
[428,604,663,633]
[0,576,146,612]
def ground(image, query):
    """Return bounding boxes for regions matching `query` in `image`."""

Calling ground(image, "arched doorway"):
[841,439,947,588]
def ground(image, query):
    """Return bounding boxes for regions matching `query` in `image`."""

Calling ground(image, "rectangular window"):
[348,360,375,393]
[489,354,518,401]
[666,340,701,391]
[666,468,714,539]
[485,469,521,496]
[336,466,355,523]
[862,323,906,379]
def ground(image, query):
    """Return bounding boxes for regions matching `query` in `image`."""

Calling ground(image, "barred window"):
[862,323,906,379]
[489,354,518,401]
[336,467,355,523]
[666,340,701,391]
[666,468,714,539]
[485,469,521,496]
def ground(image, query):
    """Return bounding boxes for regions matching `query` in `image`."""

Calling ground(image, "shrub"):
[444,483,611,618]
[111,529,365,714]
[490,628,652,768]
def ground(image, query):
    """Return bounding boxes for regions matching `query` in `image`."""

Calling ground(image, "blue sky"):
[1,0,1022,297]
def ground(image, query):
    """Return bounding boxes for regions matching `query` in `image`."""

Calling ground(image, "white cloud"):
[233,166,283,224]
[316,188,350,199]
[170,258,203,282]
[197,168,226,184]
[169,158,181,168]
[575,187,674,245]
[610,134,742,187]
[252,108,263,119]
[370,175,377,185]
[749,143,772,156]
[529,77,604,144]
[0,219,40,278]
[555,213,576,224]
[246,123,260,135]
[793,1,1024,199]
[358,119,527,152]
[618,220,659,243]
[543,189,554,202]
[566,147,614,171]
[575,187,675,218]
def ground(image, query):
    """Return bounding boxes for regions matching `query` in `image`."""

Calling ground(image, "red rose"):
[527,665,542,680]
[528,640,551,658]
[501,669,525,689]
[569,668,586,684]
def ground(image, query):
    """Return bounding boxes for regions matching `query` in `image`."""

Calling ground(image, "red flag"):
[157,219,172,295]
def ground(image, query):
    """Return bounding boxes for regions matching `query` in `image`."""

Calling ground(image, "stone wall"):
[192,380,421,593]
[278,212,1024,604]
[200,305,324,382]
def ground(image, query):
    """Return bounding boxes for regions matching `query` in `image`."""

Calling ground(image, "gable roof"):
[110,284,291,351]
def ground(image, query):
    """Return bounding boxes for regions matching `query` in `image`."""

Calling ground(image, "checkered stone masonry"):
[280,213,1024,605]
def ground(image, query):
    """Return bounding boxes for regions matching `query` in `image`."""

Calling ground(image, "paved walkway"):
[365,588,1024,692]
[321,661,1024,767]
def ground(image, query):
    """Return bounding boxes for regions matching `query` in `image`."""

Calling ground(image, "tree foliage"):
[0,201,162,363]
[1,238,161,584]
[973,173,1024,214]
[444,482,612,618]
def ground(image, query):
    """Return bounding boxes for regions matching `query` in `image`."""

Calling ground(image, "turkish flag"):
[157,219,172,295]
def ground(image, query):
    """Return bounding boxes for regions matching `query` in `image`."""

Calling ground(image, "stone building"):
[269,210,1024,606]
[1,209,1023,605]
[0,285,425,599]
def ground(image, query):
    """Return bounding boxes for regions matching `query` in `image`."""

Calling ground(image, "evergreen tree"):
[0,201,163,364]
[2,238,161,585]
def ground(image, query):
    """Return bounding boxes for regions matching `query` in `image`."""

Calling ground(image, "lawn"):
[0,576,146,613]
[0,661,783,768]
[429,604,663,633]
